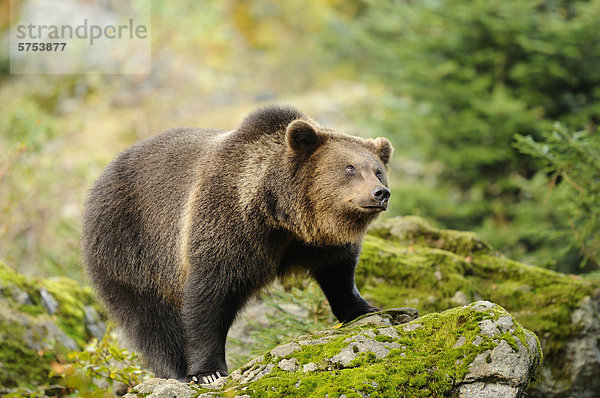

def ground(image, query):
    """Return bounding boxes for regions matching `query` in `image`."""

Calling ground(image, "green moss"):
[0,261,29,287]
[293,335,353,366]
[43,277,97,346]
[368,216,492,256]
[0,260,104,389]
[0,315,52,388]
[0,261,43,311]
[374,335,395,343]
[358,217,596,385]
[221,303,536,397]
[0,261,99,343]
[356,235,476,312]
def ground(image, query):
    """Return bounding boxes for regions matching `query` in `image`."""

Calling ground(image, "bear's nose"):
[371,186,391,203]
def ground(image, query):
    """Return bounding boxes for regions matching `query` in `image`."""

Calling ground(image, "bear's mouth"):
[361,205,387,212]
[349,200,388,212]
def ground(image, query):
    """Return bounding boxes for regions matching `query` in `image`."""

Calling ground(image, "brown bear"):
[82,105,393,383]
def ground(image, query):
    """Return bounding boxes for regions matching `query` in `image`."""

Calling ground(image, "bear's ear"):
[285,119,324,155]
[368,137,394,165]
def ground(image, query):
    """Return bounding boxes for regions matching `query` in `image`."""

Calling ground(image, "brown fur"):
[82,105,393,380]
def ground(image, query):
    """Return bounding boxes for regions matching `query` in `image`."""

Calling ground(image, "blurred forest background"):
[1,0,600,285]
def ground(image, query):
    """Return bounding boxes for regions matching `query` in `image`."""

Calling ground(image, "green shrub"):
[514,124,600,270]
[58,327,151,397]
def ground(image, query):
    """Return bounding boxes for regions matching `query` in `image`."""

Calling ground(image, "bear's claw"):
[189,371,225,386]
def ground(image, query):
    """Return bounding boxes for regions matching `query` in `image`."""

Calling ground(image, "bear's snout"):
[370,186,391,209]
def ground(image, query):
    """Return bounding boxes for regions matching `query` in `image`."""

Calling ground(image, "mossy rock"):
[125,302,541,397]
[368,215,491,256]
[0,261,105,390]
[360,216,600,397]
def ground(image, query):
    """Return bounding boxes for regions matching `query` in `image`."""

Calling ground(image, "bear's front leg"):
[182,271,240,383]
[311,257,380,323]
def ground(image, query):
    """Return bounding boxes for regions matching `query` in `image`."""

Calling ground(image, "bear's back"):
[82,127,224,297]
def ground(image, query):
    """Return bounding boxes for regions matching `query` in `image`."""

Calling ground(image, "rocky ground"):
[1,217,598,397]
[124,302,541,397]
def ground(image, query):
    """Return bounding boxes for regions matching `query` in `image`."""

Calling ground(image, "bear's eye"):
[345,165,355,174]
[376,171,383,182]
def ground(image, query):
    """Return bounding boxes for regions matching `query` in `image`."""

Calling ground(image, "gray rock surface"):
[532,294,600,398]
[450,301,540,398]
[270,342,301,358]
[125,302,541,397]
[39,288,58,314]
[330,332,399,366]
[0,299,79,353]
[351,306,419,327]
[124,378,197,398]
[302,362,317,372]
[84,305,106,339]
[278,358,298,372]
[454,382,520,398]
[10,287,33,306]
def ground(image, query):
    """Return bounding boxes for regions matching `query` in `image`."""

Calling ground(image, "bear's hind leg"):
[98,279,188,380]
[132,291,188,379]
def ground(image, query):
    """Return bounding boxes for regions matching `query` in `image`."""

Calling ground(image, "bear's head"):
[284,118,393,246]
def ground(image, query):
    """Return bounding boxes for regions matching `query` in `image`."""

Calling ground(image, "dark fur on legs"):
[96,278,187,379]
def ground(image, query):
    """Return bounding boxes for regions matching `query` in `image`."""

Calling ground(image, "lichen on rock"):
[125,302,541,398]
